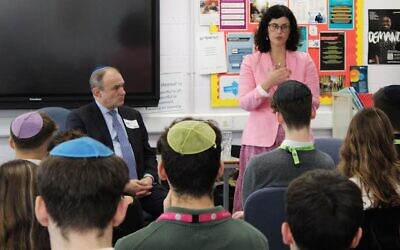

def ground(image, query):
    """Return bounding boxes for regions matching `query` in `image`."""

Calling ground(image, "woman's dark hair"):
[255,5,299,52]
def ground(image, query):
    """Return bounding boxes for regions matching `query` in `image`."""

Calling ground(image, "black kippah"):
[383,85,400,104]
[274,80,311,102]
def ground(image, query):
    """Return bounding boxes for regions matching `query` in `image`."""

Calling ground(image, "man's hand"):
[124,177,153,198]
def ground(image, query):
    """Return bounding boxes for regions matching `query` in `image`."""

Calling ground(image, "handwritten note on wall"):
[139,73,187,114]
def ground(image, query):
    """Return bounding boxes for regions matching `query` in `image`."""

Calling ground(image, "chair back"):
[38,107,71,132]
[314,138,343,165]
[356,206,400,250]
[244,187,288,250]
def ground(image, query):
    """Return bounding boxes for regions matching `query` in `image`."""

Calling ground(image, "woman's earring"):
[265,36,269,41]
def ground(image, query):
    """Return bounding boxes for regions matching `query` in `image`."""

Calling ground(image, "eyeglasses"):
[268,23,290,32]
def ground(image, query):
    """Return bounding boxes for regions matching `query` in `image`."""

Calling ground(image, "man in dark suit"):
[66,66,167,220]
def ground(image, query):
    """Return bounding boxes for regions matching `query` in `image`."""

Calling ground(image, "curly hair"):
[338,108,400,207]
[255,5,299,52]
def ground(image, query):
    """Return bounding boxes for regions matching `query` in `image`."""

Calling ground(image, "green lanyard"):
[394,139,400,145]
[279,144,315,165]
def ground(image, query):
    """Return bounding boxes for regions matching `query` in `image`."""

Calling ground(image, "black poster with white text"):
[368,9,400,64]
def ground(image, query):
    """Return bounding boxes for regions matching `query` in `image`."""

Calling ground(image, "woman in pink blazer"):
[234,5,320,212]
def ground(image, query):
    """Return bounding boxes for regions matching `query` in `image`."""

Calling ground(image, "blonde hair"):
[0,160,50,249]
[338,108,400,207]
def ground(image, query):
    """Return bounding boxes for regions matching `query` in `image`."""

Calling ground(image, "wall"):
[0,0,398,162]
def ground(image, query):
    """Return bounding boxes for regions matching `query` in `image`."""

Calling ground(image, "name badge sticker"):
[124,119,139,129]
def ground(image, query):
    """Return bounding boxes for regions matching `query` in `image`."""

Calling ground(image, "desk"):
[223,159,239,210]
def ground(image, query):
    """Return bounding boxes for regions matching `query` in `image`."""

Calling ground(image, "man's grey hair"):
[89,66,120,90]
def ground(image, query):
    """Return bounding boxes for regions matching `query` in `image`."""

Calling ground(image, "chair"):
[244,187,288,250]
[38,107,71,132]
[356,206,400,250]
[314,138,343,165]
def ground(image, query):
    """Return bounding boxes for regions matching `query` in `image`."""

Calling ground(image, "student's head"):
[271,80,313,130]
[35,137,130,241]
[47,129,86,151]
[0,159,50,249]
[282,169,363,250]
[373,85,400,132]
[256,5,299,52]
[10,111,57,154]
[90,66,126,109]
[157,118,222,198]
[338,108,400,207]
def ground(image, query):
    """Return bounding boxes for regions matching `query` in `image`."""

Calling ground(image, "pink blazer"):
[239,51,320,147]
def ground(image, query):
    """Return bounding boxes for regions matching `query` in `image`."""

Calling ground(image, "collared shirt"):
[280,139,314,148]
[95,100,127,159]
[95,100,153,180]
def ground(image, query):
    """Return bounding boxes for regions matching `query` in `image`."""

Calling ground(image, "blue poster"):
[328,0,354,29]
[298,26,308,52]
[226,33,254,73]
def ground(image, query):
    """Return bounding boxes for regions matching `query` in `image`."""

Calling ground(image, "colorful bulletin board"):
[206,0,364,107]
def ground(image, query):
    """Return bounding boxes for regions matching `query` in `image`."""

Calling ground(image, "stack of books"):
[338,87,373,111]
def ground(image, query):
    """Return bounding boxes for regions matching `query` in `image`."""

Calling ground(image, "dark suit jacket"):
[66,102,157,179]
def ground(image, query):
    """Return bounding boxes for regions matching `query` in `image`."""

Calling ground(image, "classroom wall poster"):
[320,32,345,71]
[199,0,220,25]
[328,0,354,29]
[249,0,288,23]
[368,9,400,64]
[196,32,227,74]
[350,65,368,93]
[226,33,254,72]
[320,75,345,96]
[220,0,246,30]
[139,73,186,114]
[298,26,308,52]
[211,74,240,107]
[290,0,327,24]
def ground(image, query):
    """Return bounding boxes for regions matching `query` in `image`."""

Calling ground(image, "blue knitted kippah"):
[50,137,113,158]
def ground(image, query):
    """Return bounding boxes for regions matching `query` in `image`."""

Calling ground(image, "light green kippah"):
[167,120,216,154]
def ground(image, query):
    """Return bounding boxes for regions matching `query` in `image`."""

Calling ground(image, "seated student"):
[373,85,400,156]
[35,137,132,249]
[242,80,335,205]
[0,160,50,250]
[115,118,269,250]
[338,108,400,249]
[9,111,57,164]
[46,129,145,244]
[282,169,363,250]
[46,129,87,151]
[338,108,400,209]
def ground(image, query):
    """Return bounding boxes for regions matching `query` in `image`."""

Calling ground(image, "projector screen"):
[0,0,160,108]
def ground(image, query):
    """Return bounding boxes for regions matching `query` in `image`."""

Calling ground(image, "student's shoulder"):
[115,222,164,249]
[248,148,288,168]
[224,219,269,247]
[314,150,336,168]
[254,148,289,162]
